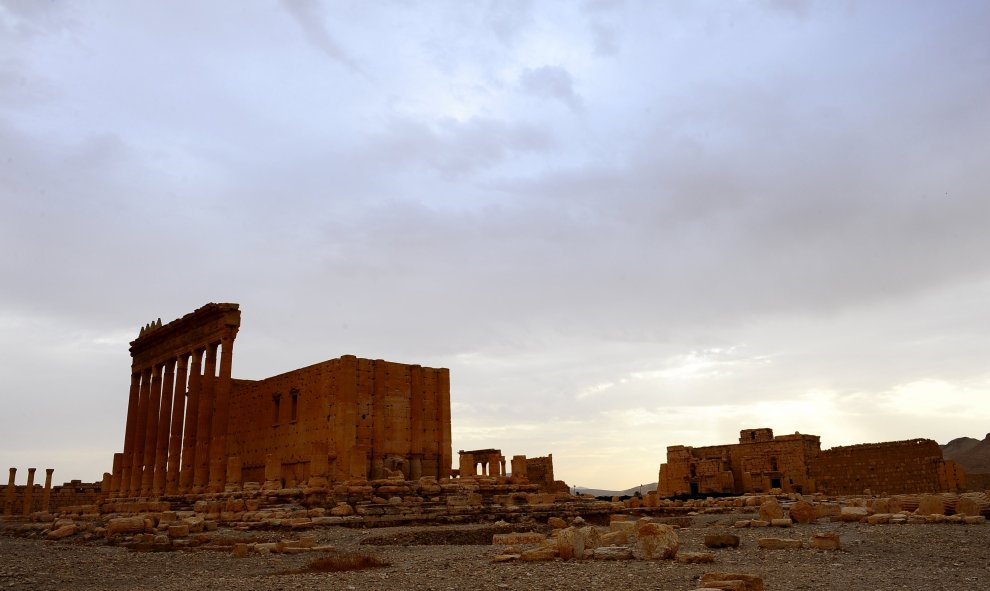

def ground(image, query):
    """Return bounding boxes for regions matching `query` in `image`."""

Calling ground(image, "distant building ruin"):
[658,427,966,497]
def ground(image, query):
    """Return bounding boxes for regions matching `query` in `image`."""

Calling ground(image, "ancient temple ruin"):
[658,427,966,497]
[106,303,453,497]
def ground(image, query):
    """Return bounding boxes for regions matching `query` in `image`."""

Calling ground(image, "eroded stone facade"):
[107,303,452,497]
[658,428,965,497]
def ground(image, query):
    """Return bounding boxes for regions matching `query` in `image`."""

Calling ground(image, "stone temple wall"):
[229,355,452,486]
[812,438,965,495]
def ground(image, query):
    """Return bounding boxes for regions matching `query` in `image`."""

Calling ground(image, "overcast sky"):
[2,0,989,490]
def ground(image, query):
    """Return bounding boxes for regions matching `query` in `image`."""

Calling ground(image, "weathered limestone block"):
[788,500,817,524]
[593,545,634,560]
[167,524,189,538]
[330,502,355,516]
[579,526,601,549]
[557,527,585,560]
[232,543,250,557]
[704,533,740,548]
[106,517,148,536]
[47,524,77,540]
[492,532,545,546]
[771,518,793,527]
[733,520,751,528]
[700,572,764,591]
[838,506,868,522]
[866,513,892,525]
[609,520,636,535]
[963,515,986,524]
[758,498,784,522]
[955,494,989,517]
[916,494,946,516]
[810,532,842,550]
[600,529,628,546]
[749,520,770,528]
[757,537,803,549]
[547,516,567,529]
[677,551,716,564]
[519,542,558,561]
[632,522,679,560]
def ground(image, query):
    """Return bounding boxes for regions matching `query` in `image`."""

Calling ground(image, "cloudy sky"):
[2,1,989,490]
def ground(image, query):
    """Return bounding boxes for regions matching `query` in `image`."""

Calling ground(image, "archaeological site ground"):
[2,303,989,591]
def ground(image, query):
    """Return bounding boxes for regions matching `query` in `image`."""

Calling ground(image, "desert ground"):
[2,512,988,591]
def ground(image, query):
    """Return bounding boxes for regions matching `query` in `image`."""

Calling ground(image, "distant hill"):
[941,433,990,474]
[575,482,657,498]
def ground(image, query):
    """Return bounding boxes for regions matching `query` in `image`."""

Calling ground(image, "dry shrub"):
[302,552,389,573]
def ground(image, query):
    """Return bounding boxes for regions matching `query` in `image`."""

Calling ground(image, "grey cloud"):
[519,66,582,109]
[280,0,360,72]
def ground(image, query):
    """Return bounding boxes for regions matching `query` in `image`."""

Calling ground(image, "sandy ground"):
[1,515,988,591]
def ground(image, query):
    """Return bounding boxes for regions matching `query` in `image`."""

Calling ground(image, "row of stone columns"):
[112,335,235,497]
[3,467,55,516]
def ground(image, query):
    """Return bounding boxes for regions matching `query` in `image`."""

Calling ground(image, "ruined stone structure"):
[456,449,566,492]
[658,428,965,497]
[107,303,452,497]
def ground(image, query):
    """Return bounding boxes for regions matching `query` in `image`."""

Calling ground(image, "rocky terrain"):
[2,494,989,591]
[942,434,990,474]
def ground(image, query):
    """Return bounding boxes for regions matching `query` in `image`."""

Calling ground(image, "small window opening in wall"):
[750,432,756,440]
[272,393,281,425]
[290,388,299,422]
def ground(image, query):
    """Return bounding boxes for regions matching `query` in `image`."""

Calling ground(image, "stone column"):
[41,468,54,512]
[165,353,189,494]
[179,348,204,492]
[129,368,152,495]
[140,364,163,495]
[22,468,36,515]
[438,368,452,478]
[225,457,242,492]
[371,359,386,479]
[409,365,424,480]
[119,372,141,496]
[3,468,15,515]
[110,453,123,496]
[193,343,217,492]
[208,334,235,492]
[152,359,175,495]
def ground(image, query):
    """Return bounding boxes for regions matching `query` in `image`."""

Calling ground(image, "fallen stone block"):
[733,520,751,528]
[547,516,567,529]
[759,498,784,522]
[704,533,740,548]
[600,529,628,546]
[964,515,986,525]
[519,543,558,561]
[749,520,770,528]
[632,522,679,560]
[867,513,891,525]
[557,527,585,560]
[47,524,77,540]
[677,551,715,564]
[788,499,817,524]
[810,532,841,550]
[771,518,793,528]
[231,543,250,557]
[758,537,803,549]
[106,517,148,536]
[700,572,764,591]
[838,506,868,522]
[493,532,545,545]
[593,545,634,560]
[167,524,189,538]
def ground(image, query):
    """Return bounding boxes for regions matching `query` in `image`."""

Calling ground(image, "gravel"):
[2,515,988,591]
